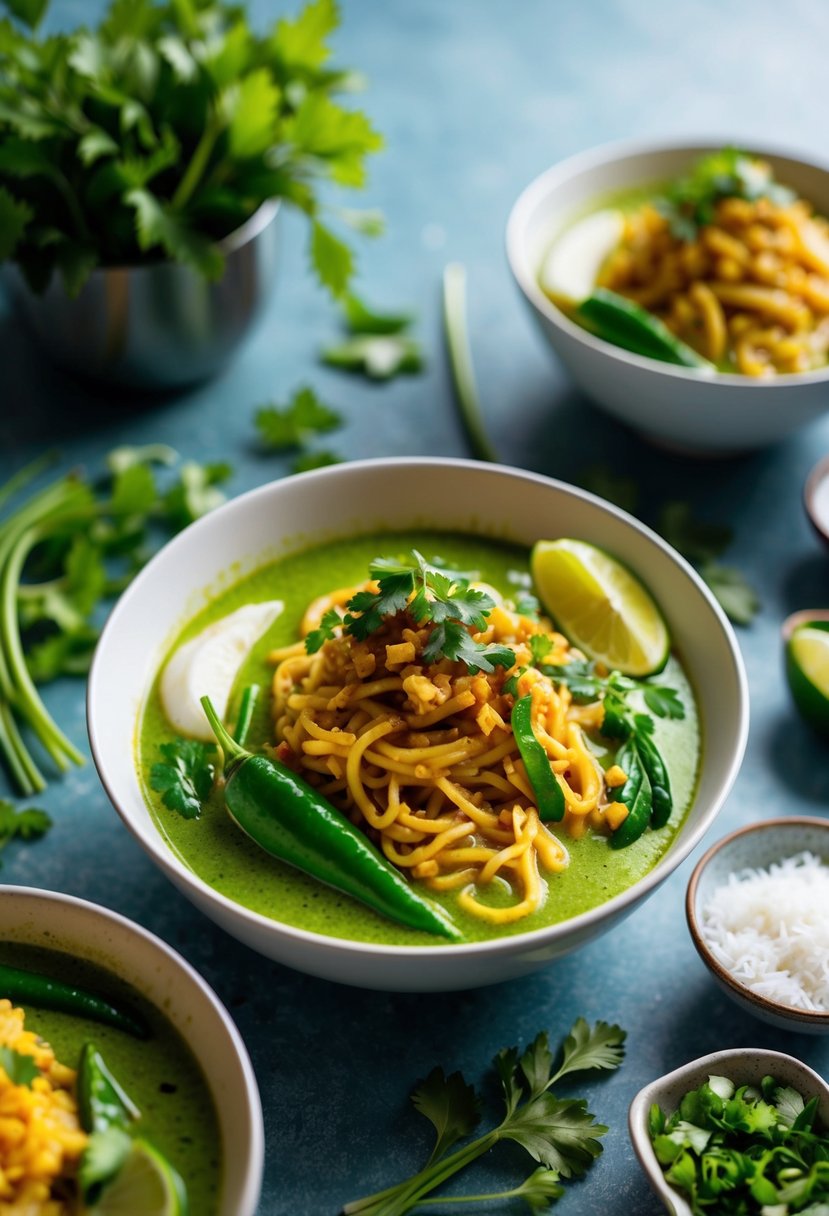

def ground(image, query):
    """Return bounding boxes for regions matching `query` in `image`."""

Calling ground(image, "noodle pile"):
[269,587,626,926]
[599,171,829,376]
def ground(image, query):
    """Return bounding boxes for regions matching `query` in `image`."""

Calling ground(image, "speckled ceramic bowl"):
[629,1047,829,1216]
[686,817,829,1033]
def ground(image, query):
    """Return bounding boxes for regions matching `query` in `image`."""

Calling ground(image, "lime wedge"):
[90,1139,188,1216]
[530,538,669,676]
[786,623,829,735]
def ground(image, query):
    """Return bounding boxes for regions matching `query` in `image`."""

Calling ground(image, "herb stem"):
[441,262,499,463]
[171,108,223,211]
[344,1131,499,1216]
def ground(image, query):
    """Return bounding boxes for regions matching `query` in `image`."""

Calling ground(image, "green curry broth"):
[0,942,221,1210]
[138,531,701,945]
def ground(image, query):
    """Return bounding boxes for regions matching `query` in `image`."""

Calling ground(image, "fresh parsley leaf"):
[161,461,231,530]
[656,148,795,240]
[643,685,685,720]
[0,1045,39,1086]
[529,635,554,665]
[150,740,216,819]
[305,607,342,654]
[411,1067,482,1165]
[552,1018,626,1083]
[256,387,342,452]
[341,292,412,335]
[423,622,514,674]
[343,1019,621,1215]
[0,800,51,843]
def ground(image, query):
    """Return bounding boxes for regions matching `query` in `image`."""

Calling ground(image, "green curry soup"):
[138,531,701,946]
[0,942,221,1210]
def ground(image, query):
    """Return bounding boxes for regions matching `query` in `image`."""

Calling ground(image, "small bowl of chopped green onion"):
[685,817,829,1033]
[507,138,829,454]
[629,1047,829,1216]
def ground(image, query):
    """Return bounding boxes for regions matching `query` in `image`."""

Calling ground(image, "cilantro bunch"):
[0,0,382,296]
[344,1018,625,1215]
[651,1073,829,1214]
[0,446,230,795]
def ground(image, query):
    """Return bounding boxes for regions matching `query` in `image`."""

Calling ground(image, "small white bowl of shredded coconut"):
[686,818,829,1033]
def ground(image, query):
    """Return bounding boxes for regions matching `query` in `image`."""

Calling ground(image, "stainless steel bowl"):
[10,201,279,389]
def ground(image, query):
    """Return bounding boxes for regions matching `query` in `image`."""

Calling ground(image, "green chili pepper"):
[577,288,714,369]
[0,964,147,1038]
[78,1042,141,1133]
[512,694,565,822]
[201,696,460,940]
[608,737,653,848]
[634,724,673,829]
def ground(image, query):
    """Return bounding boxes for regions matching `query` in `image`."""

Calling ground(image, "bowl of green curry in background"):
[506,137,829,453]
[0,885,263,1215]
[87,457,749,991]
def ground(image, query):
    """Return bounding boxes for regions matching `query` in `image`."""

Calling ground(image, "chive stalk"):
[442,262,499,463]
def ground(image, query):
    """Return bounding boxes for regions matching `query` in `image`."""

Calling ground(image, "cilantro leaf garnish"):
[305,607,342,654]
[150,740,216,819]
[342,1019,624,1215]
[0,1046,39,1086]
[326,550,515,673]
[656,148,796,241]
[291,450,342,475]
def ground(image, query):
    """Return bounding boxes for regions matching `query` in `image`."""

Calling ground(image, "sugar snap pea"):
[201,696,459,940]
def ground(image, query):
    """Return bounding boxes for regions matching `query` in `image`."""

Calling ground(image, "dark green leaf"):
[502,1094,607,1178]
[0,1046,39,1085]
[255,387,342,452]
[642,685,685,720]
[1,0,48,30]
[342,292,412,335]
[554,1018,626,1082]
[291,450,342,474]
[78,1127,131,1205]
[322,333,423,379]
[126,189,224,280]
[699,561,760,625]
[410,1067,482,1164]
[0,801,52,842]
[520,1032,554,1100]
[161,462,231,530]
[304,606,341,654]
[150,739,216,819]
[0,185,33,259]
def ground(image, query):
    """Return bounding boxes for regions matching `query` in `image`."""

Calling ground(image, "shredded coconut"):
[700,850,829,1012]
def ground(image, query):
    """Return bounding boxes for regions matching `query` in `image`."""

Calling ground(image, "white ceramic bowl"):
[0,885,263,1215]
[686,816,829,1033]
[507,138,829,453]
[88,457,748,991]
[629,1048,829,1216]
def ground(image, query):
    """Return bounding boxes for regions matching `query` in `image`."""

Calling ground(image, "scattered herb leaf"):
[656,148,796,241]
[322,291,424,380]
[149,739,216,819]
[342,1019,625,1215]
[256,387,343,452]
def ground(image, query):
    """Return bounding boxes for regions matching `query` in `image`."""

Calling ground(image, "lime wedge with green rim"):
[786,621,829,735]
[90,1139,188,1216]
[530,538,670,676]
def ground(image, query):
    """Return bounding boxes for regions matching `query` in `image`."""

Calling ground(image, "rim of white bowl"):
[506,133,829,389]
[0,883,264,1215]
[87,456,750,963]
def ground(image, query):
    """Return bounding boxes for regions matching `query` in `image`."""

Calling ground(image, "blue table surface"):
[3,1,829,1212]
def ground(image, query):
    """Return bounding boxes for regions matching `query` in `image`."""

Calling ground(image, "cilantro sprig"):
[0,0,382,297]
[656,148,795,241]
[150,740,216,819]
[650,1073,829,1214]
[305,551,515,675]
[343,1018,625,1215]
[0,448,230,795]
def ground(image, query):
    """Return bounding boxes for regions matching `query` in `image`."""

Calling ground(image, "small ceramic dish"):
[0,885,264,1215]
[506,138,829,453]
[686,817,829,1033]
[629,1047,829,1216]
